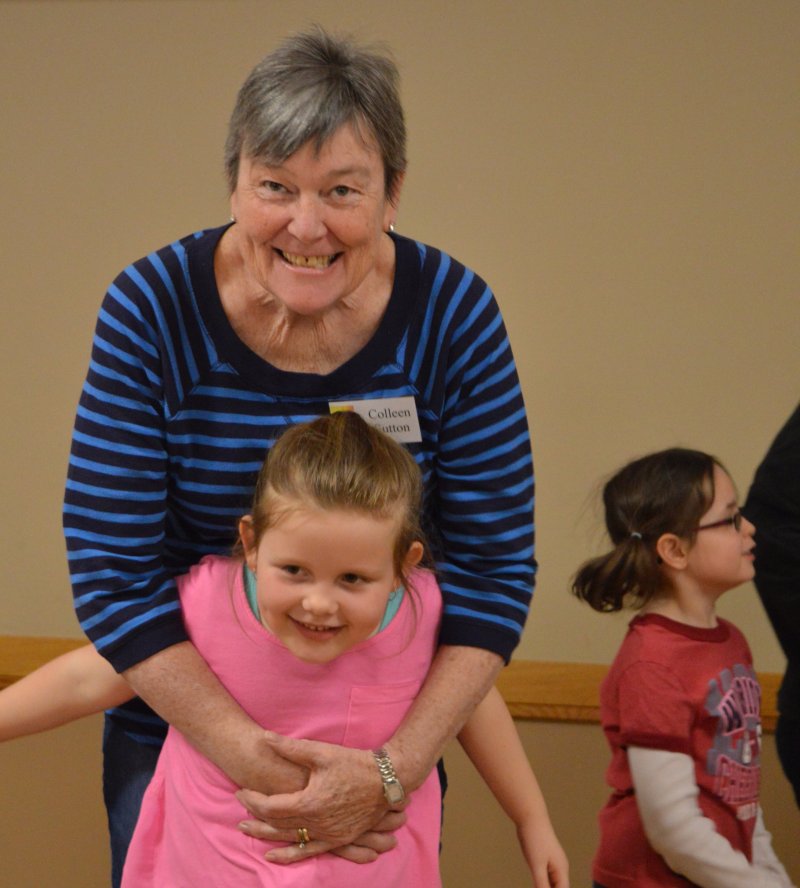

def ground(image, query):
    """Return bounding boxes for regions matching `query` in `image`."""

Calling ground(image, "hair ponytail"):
[572,536,662,612]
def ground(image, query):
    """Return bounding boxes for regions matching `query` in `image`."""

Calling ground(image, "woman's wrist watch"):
[372,747,405,805]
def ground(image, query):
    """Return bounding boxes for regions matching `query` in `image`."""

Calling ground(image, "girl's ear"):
[655,532,690,571]
[401,540,424,575]
[239,516,258,572]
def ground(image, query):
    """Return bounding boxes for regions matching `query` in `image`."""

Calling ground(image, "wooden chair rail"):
[0,635,781,731]
[496,659,780,732]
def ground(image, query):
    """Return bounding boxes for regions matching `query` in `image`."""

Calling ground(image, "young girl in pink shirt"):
[1,413,567,888]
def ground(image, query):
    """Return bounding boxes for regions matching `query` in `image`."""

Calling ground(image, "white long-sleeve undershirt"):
[628,746,794,888]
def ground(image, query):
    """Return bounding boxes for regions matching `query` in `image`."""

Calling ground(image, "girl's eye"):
[282,565,302,576]
[341,573,363,585]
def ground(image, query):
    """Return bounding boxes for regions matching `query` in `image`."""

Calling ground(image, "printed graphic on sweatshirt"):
[705,664,760,818]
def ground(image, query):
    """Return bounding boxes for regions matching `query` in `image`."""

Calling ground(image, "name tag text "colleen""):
[328,396,422,444]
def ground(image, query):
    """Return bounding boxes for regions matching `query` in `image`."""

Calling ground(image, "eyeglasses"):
[694,510,743,533]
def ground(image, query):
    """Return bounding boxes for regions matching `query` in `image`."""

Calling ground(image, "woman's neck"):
[235,297,385,374]
[215,229,394,375]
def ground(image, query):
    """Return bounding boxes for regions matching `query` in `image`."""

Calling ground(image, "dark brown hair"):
[572,447,723,612]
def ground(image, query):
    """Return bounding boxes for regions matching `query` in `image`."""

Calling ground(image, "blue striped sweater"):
[64,225,535,741]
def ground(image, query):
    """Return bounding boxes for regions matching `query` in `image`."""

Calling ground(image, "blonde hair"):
[246,412,426,587]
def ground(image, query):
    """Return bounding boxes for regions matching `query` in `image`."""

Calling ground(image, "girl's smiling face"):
[239,501,422,664]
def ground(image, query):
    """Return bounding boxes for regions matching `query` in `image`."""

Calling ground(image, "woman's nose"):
[742,515,756,537]
[287,196,326,242]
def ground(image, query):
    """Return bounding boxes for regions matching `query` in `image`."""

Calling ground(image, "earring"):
[388,222,395,233]
[230,214,236,223]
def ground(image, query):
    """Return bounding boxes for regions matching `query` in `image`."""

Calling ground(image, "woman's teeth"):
[281,251,335,268]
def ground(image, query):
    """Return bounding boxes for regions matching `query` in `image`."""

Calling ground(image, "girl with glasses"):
[574,447,794,888]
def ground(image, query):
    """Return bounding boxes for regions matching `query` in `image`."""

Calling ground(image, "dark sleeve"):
[63,267,188,672]
[418,259,535,662]
[743,402,800,662]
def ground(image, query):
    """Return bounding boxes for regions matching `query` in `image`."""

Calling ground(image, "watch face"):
[384,780,405,805]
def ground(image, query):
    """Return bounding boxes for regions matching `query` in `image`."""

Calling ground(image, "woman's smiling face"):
[229,122,399,318]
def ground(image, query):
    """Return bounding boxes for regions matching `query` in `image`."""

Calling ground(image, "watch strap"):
[372,747,405,805]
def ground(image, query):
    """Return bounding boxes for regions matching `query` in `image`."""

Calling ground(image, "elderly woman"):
[64,28,535,884]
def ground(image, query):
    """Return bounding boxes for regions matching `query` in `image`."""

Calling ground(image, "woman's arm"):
[122,643,307,794]
[0,644,133,741]
[458,686,569,888]
[629,746,793,888]
[63,269,310,796]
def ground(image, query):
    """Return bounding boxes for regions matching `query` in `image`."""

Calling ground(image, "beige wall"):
[1,1,798,885]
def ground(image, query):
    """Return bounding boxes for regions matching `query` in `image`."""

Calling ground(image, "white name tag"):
[329,396,422,444]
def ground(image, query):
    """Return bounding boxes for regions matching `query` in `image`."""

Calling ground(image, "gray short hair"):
[224,28,406,199]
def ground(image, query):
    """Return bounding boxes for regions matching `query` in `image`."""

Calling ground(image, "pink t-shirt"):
[122,555,443,888]
[594,613,761,888]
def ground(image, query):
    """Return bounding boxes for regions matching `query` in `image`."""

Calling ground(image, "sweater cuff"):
[99,617,189,673]
[438,618,519,664]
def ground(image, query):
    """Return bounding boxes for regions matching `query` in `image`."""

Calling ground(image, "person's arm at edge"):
[0,644,133,741]
[458,685,569,888]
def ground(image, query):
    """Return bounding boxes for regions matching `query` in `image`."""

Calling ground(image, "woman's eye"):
[332,185,353,198]
[261,180,286,194]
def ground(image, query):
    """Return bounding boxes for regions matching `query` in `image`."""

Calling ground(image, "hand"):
[518,820,570,888]
[252,811,406,865]
[236,732,399,856]
[328,813,405,864]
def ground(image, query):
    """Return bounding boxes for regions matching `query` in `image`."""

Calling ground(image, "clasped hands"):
[236,731,407,865]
